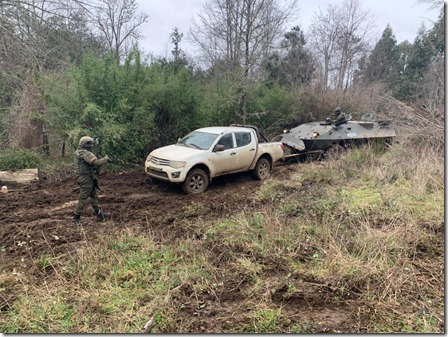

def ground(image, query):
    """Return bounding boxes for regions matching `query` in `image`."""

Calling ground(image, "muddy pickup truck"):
[145,125,284,194]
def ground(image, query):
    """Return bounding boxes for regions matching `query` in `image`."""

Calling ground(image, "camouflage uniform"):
[72,136,110,224]
[331,107,346,125]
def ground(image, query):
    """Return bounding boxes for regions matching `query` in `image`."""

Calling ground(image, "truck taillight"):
[280,143,284,151]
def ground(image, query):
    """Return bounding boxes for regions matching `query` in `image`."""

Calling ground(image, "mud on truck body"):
[145,125,284,194]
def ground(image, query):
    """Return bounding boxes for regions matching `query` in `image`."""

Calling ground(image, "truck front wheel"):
[182,168,209,194]
[251,157,271,180]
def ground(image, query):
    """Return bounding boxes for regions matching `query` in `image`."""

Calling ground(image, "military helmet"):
[79,136,95,148]
[332,107,342,116]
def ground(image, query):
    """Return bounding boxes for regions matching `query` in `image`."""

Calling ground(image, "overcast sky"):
[135,0,442,58]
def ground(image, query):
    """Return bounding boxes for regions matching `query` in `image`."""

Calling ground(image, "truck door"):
[211,133,237,175]
[233,131,256,170]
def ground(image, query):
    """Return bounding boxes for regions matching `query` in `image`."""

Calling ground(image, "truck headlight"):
[170,160,186,168]
[146,155,153,162]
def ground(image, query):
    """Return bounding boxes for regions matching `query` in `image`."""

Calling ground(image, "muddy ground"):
[0,163,366,333]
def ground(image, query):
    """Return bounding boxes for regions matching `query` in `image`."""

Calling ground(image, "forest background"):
[0,0,444,333]
[0,0,444,166]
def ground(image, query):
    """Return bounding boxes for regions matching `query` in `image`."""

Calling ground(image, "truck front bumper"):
[145,161,187,183]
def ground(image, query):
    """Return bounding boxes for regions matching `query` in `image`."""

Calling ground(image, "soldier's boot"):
[94,208,111,222]
[72,213,82,225]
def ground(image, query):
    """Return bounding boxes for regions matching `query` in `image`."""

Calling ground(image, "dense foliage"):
[0,149,42,170]
[0,1,443,166]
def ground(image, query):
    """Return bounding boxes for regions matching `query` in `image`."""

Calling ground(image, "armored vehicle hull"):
[276,114,396,159]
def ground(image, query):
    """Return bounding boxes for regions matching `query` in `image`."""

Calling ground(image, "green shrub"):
[0,149,42,170]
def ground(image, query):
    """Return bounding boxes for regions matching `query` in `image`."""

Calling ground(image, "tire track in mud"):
[0,169,266,273]
[0,163,358,332]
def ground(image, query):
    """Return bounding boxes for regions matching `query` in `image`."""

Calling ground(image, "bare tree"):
[308,4,341,91]
[416,0,444,10]
[190,0,297,122]
[0,0,110,151]
[0,0,107,84]
[420,54,443,117]
[0,0,76,151]
[93,0,148,65]
[335,0,372,90]
[416,7,444,118]
[309,0,372,91]
[191,0,297,72]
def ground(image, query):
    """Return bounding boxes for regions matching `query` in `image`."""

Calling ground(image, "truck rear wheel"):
[251,157,271,180]
[182,168,209,194]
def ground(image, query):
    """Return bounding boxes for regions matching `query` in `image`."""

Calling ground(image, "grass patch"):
[1,130,444,333]
[2,231,213,333]
[249,308,281,333]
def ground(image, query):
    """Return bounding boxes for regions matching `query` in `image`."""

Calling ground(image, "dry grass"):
[299,130,444,332]
[1,124,444,332]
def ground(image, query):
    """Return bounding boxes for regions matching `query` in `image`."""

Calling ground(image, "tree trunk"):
[42,126,49,156]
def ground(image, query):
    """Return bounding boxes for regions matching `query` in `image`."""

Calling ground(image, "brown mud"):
[0,164,359,333]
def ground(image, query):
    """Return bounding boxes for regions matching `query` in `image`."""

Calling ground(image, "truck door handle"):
[230,152,236,155]
[250,148,255,151]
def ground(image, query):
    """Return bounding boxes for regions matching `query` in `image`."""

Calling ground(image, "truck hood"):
[150,144,202,161]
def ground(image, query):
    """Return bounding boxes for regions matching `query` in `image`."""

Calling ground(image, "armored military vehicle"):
[276,113,396,160]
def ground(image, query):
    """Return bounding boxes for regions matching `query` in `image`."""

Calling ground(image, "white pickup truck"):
[145,125,284,194]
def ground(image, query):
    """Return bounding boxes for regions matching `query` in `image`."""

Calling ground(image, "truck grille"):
[147,168,169,178]
[150,157,170,166]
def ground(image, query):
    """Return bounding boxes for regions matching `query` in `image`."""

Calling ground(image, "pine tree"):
[264,26,315,88]
[394,24,433,101]
[362,25,399,86]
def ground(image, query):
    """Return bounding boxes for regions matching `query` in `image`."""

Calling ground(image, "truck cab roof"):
[195,126,255,134]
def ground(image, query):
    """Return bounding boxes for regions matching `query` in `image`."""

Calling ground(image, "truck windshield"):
[178,131,219,150]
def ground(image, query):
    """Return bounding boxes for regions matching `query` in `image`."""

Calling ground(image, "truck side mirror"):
[213,144,225,152]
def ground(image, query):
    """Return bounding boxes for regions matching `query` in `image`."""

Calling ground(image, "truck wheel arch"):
[250,153,272,169]
[188,164,210,179]
[182,166,210,194]
[251,155,272,180]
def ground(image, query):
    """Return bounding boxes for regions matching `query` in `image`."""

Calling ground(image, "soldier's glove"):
[104,155,114,163]
[95,156,109,165]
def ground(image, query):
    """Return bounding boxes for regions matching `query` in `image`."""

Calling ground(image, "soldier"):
[331,107,346,125]
[72,136,111,225]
